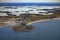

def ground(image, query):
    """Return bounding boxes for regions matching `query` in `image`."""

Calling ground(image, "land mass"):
[0,13,60,27]
[0,13,60,32]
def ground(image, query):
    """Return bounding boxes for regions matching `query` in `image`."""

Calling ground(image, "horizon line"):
[0,2,60,6]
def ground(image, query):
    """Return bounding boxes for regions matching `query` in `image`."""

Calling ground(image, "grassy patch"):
[13,25,34,32]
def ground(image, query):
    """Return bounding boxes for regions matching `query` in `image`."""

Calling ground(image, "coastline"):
[0,17,60,28]
[26,17,60,25]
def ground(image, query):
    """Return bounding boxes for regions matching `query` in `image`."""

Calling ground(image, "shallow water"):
[0,19,60,40]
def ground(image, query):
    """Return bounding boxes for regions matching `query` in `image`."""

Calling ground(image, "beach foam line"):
[27,18,60,25]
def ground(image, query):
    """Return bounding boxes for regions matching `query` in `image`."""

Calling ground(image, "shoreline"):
[26,17,60,25]
[0,17,60,28]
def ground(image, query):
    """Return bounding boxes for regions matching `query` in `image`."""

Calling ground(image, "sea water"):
[0,19,60,40]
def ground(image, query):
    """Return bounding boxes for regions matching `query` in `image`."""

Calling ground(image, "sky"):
[0,0,60,3]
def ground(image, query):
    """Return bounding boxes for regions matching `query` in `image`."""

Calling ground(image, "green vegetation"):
[13,25,34,32]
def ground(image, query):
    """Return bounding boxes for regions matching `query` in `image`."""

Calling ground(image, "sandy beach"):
[26,17,60,25]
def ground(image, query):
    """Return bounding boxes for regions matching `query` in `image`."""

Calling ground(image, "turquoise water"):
[0,19,60,40]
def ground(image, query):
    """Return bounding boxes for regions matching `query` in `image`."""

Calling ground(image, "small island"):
[12,18,34,32]
[13,25,34,32]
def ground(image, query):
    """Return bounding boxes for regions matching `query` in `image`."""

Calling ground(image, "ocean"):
[0,19,60,40]
[0,3,60,6]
